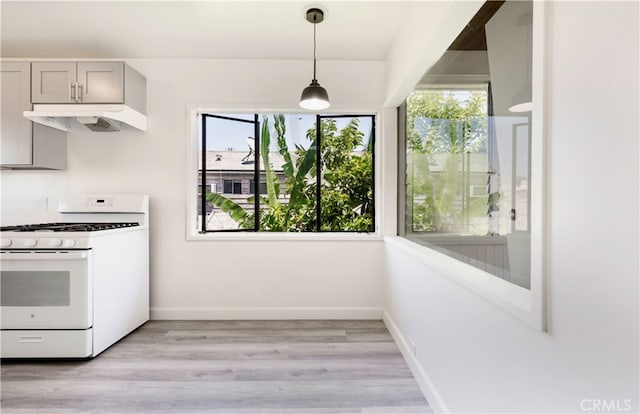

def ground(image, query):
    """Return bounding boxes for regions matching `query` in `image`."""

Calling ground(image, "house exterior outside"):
[198,151,288,228]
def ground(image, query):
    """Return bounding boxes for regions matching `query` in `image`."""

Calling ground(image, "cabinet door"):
[77,62,123,103]
[31,62,77,103]
[1,62,32,165]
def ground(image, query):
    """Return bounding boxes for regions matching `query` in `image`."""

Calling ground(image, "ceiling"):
[1,1,420,60]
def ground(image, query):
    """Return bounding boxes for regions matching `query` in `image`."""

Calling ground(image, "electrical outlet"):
[408,338,417,357]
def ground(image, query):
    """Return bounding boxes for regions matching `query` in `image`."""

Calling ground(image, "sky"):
[200,113,373,154]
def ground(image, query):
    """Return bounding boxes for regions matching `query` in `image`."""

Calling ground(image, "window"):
[223,180,243,194]
[197,113,375,233]
[398,0,534,290]
[249,180,267,195]
[403,85,491,234]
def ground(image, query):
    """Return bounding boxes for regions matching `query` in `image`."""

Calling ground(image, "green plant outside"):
[406,89,491,234]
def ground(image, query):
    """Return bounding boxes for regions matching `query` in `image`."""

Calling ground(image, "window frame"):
[200,113,260,233]
[187,108,382,241]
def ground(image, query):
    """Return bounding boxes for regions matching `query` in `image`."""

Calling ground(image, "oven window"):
[1,271,70,306]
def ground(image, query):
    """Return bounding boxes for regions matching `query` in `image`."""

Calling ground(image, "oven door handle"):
[0,251,88,260]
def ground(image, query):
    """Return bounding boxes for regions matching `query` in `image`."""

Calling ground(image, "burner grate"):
[0,222,139,232]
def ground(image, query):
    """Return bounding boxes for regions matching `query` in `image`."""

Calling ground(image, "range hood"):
[24,104,147,132]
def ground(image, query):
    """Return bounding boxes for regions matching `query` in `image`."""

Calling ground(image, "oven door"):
[0,250,92,329]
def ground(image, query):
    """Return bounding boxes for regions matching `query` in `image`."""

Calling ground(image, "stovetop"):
[0,222,139,233]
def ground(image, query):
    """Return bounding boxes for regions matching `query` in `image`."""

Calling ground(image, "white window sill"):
[187,231,384,242]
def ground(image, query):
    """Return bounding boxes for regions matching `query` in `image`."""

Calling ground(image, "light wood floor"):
[1,320,430,413]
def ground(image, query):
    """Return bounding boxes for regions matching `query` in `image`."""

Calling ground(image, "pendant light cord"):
[313,21,317,80]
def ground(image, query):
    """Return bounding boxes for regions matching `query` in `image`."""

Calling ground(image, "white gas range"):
[0,195,149,358]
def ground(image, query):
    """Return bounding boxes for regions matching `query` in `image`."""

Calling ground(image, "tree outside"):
[405,88,492,234]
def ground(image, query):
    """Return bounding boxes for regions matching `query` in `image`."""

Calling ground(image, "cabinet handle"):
[19,336,44,343]
[77,83,83,101]
[69,82,76,101]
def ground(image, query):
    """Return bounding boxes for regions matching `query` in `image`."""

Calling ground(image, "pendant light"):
[299,8,330,110]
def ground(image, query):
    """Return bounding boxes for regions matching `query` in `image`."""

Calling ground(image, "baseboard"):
[382,310,449,414]
[150,307,383,320]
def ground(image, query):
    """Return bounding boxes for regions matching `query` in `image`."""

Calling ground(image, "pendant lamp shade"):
[300,79,330,110]
[300,8,330,110]
[508,87,532,113]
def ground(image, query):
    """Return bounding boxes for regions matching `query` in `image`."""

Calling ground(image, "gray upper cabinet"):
[77,62,124,103]
[1,62,33,164]
[31,62,77,103]
[32,61,124,104]
[1,62,67,169]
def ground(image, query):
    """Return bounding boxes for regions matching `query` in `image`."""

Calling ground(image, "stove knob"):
[49,238,63,248]
[1,238,12,248]
[24,238,37,248]
[62,239,76,248]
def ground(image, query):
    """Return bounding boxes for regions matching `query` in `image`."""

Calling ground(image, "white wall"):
[384,1,482,106]
[1,58,386,319]
[384,1,639,412]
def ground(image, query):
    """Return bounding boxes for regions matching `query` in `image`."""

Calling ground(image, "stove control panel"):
[0,238,82,249]
[86,198,113,207]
